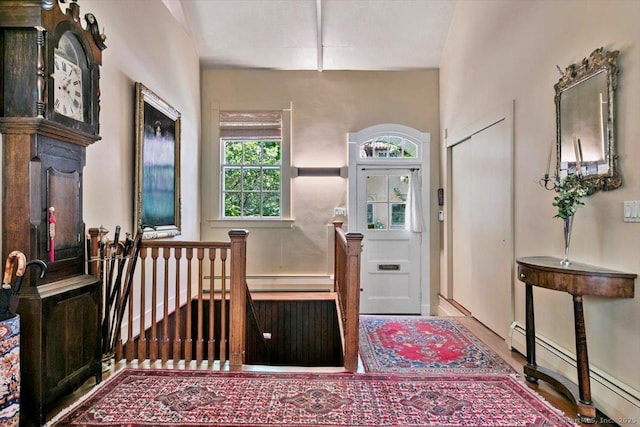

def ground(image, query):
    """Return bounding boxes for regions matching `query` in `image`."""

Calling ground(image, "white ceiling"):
[162,0,456,71]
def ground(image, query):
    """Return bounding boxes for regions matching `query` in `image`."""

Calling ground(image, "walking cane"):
[107,229,143,354]
[10,259,47,314]
[105,233,133,347]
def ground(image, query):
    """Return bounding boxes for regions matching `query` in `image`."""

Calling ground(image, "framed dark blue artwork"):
[134,82,181,239]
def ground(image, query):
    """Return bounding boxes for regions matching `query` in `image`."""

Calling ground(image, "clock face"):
[53,53,84,121]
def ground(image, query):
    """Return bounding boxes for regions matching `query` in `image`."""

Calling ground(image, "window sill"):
[206,218,295,229]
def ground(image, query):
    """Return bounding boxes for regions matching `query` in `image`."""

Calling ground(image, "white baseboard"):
[423,303,437,316]
[203,275,334,292]
[510,322,640,424]
[246,275,334,292]
[436,295,466,317]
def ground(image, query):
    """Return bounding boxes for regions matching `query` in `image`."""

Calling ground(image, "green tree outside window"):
[222,140,281,218]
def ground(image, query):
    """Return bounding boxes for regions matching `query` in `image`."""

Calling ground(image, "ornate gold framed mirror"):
[555,47,619,192]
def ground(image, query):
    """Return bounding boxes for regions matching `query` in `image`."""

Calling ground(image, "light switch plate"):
[623,201,640,222]
[334,207,347,217]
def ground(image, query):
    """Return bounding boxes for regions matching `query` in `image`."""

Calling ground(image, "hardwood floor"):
[46,315,619,426]
[456,316,618,427]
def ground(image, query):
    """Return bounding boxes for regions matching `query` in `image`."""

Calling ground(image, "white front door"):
[357,167,421,314]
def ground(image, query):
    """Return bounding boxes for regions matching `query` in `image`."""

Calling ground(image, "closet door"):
[451,139,474,312]
[451,119,512,338]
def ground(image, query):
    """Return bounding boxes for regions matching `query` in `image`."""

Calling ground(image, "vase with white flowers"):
[552,174,588,265]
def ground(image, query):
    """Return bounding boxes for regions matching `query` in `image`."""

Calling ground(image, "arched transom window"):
[359,135,418,159]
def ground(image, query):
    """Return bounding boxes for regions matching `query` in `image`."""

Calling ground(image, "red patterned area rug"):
[48,369,576,426]
[359,315,517,374]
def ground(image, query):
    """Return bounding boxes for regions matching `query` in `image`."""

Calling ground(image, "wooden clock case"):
[0,1,106,425]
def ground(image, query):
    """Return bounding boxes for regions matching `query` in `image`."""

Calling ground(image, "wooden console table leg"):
[517,256,635,425]
[524,283,538,382]
[573,294,596,422]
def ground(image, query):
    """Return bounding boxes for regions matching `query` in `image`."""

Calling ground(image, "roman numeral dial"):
[53,53,84,121]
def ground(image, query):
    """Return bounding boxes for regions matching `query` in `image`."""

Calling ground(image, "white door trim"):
[348,124,431,315]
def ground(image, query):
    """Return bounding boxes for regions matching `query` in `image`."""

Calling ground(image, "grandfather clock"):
[0,1,106,425]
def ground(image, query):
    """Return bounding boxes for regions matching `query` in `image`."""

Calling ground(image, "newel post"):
[344,231,363,372]
[228,229,249,367]
[332,220,343,293]
[87,226,108,278]
[87,228,101,278]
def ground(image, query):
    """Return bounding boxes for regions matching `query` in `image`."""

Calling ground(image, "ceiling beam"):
[316,0,323,72]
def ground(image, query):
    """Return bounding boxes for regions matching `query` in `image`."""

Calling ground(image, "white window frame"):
[206,103,292,229]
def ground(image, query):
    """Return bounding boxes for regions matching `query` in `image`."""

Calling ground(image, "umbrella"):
[0,252,48,321]
[0,251,26,321]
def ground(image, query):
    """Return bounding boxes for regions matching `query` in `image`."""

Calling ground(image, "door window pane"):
[367,202,388,229]
[390,203,406,229]
[366,175,387,202]
[366,173,410,230]
[389,175,408,202]
[360,136,418,159]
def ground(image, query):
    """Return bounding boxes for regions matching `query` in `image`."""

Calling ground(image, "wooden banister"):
[229,229,249,367]
[88,229,250,368]
[88,225,358,371]
[333,221,363,371]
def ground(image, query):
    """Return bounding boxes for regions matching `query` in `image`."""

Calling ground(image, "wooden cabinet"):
[0,1,107,425]
[1,123,91,283]
[17,275,101,427]
[0,115,103,427]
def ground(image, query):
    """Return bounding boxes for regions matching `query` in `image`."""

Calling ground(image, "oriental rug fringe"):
[359,315,517,374]
[48,369,577,426]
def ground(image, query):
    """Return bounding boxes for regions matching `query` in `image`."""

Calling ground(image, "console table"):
[516,256,635,422]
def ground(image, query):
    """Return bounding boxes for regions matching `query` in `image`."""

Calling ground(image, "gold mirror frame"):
[555,47,620,193]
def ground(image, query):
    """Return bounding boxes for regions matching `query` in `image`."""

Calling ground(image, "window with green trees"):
[220,111,282,218]
[222,140,281,217]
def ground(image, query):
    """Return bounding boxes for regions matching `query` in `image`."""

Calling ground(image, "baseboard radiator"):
[510,322,640,424]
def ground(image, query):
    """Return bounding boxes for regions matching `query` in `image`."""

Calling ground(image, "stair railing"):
[333,220,364,371]
[88,229,250,367]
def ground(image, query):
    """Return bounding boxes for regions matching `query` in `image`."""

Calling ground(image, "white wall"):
[201,70,440,295]
[81,0,201,240]
[440,0,640,421]
[76,0,201,336]
[0,0,200,361]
